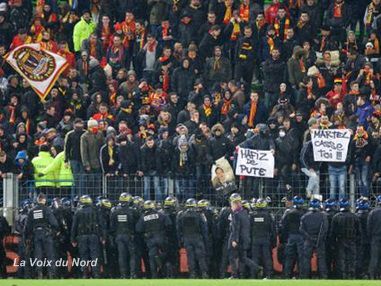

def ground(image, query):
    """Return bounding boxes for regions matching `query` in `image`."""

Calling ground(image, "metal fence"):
[2,171,381,226]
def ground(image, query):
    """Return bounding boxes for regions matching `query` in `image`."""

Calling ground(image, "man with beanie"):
[80,119,104,193]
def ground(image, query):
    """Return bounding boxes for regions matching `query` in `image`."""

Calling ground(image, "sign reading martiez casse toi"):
[235,147,274,178]
[311,129,351,162]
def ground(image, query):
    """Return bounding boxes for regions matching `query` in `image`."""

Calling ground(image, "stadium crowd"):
[0,0,381,202]
[1,0,381,280]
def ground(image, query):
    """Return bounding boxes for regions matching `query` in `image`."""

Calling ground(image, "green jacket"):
[32,151,55,187]
[42,152,73,187]
[73,17,96,52]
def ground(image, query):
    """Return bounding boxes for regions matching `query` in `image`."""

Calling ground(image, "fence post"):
[3,173,18,230]
[349,173,356,210]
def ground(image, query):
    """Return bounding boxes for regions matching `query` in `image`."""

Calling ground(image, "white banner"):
[235,148,274,178]
[5,44,68,100]
[311,129,351,162]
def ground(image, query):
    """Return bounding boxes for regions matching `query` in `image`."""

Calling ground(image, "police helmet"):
[185,198,197,208]
[255,198,268,208]
[324,198,337,211]
[37,193,47,205]
[61,197,71,209]
[51,197,62,209]
[164,196,177,207]
[250,197,257,208]
[309,198,321,209]
[133,196,144,207]
[356,198,369,211]
[21,199,32,210]
[197,199,210,208]
[229,193,242,203]
[100,198,112,209]
[79,195,93,205]
[143,200,155,209]
[377,195,381,205]
[119,192,132,203]
[242,200,251,210]
[339,198,350,211]
[292,196,304,207]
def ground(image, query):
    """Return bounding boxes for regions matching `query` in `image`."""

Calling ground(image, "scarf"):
[108,145,114,165]
[137,28,146,50]
[162,23,169,37]
[297,20,305,29]
[221,98,232,115]
[289,0,302,9]
[145,40,157,52]
[213,57,221,71]
[354,129,369,148]
[299,58,306,73]
[365,3,380,26]
[179,148,188,167]
[82,60,88,76]
[333,2,343,18]
[267,36,275,52]
[121,20,136,47]
[320,36,326,52]
[239,4,250,22]
[231,21,241,40]
[248,100,257,128]
[109,92,117,106]
[121,107,132,114]
[223,2,233,24]
[274,17,290,40]
[159,56,170,92]
[203,104,212,117]
[25,119,31,135]
[9,106,15,125]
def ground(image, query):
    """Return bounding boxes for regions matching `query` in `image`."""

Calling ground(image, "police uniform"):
[161,206,179,277]
[330,208,361,279]
[250,208,276,278]
[367,205,381,279]
[25,202,59,279]
[355,206,370,278]
[177,207,209,278]
[280,207,305,278]
[110,203,138,278]
[0,214,10,278]
[71,204,105,278]
[300,208,329,278]
[228,206,259,278]
[217,206,232,278]
[135,207,171,278]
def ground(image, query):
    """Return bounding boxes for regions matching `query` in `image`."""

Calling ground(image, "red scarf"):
[239,4,250,22]
[274,17,290,40]
[248,100,257,128]
[221,98,232,115]
[334,2,343,18]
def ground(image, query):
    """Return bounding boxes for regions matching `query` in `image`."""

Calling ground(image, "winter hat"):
[89,57,99,70]
[106,126,117,137]
[87,119,98,129]
[15,150,28,161]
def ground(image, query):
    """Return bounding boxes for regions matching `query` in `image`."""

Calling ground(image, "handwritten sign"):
[311,129,351,162]
[235,148,274,178]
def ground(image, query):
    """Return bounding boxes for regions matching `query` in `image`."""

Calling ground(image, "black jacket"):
[262,58,287,93]
[117,140,140,175]
[65,129,86,163]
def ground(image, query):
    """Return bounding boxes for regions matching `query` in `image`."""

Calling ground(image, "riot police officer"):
[51,197,71,278]
[177,198,209,279]
[24,193,58,279]
[71,195,105,278]
[250,198,276,279]
[136,200,171,278]
[110,193,138,278]
[330,198,361,279]
[279,196,305,278]
[217,200,232,278]
[161,196,179,277]
[197,199,219,278]
[367,195,381,279]
[15,199,33,278]
[324,198,338,278]
[300,198,328,279]
[355,198,371,278]
[228,193,260,279]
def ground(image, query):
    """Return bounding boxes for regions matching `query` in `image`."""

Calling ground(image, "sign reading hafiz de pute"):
[235,148,274,178]
[311,129,351,162]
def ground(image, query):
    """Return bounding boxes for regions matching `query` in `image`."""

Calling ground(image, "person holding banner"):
[300,139,321,198]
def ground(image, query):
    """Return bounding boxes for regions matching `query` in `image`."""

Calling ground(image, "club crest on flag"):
[5,44,69,100]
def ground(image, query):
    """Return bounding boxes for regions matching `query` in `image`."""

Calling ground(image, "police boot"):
[202,272,209,279]
[189,272,197,279]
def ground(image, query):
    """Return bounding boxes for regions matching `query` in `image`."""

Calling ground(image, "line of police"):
[13,192,381,279]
